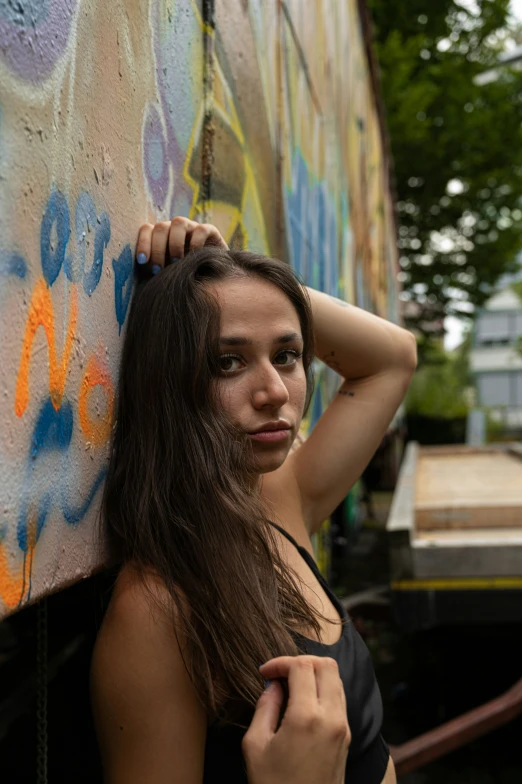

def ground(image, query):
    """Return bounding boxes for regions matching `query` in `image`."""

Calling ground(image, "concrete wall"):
[0,0,398,617]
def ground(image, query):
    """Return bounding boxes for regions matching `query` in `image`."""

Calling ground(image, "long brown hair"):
[101,248,325,720]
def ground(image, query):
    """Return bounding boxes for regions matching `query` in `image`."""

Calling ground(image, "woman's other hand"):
[136,217,228,275]
[243,655,350,784]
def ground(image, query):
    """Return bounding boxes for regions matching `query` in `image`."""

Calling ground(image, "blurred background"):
[371,0,522,441]
[332,3,522,780]
[1,1,522,782]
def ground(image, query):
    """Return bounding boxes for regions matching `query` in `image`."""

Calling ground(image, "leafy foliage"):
[406,331,472,417]
[367,0,522,333]
[511,279,522,300]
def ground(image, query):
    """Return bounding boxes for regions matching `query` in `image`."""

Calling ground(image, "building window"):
[516,372,522,407]
[477,373,511,406]
[476,313,510,344]
[480,338,511,347]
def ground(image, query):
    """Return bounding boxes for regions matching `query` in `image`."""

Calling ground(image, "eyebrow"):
[219,332,303,346]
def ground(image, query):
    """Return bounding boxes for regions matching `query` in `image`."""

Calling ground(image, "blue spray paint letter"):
[67,191,111,294]
[112,244,134,334]
[41,190,70,287]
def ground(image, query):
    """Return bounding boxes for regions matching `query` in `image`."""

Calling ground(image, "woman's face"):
[208,275,308,475]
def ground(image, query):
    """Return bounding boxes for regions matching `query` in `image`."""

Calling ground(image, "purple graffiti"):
[143,104,170,212]
[0,0,77,82]
[147,1,199,217]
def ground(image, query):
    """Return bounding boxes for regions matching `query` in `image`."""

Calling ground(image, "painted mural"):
[0,0,398,617]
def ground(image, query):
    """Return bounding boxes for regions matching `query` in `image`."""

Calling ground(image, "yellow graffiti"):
[15,279,78,417]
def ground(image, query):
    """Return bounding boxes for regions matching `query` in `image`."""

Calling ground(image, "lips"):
[247,421,292,444]
[249,421,291,435]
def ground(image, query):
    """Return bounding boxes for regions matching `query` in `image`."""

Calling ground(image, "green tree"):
[406,331,472,417]
[367,0,522,334]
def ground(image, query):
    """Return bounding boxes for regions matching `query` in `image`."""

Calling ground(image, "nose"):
[251,361,290,410]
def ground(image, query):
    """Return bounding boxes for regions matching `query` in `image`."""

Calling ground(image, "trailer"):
[386,441,522,775]
[387,441,522,631]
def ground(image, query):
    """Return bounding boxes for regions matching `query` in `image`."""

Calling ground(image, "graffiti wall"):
[0,0,398,617]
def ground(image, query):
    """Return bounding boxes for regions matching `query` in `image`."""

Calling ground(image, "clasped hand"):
[243,655,351,784]
[135,216,228,275]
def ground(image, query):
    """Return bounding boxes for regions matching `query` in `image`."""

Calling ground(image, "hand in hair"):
[135,216,228,275]
[242,655,350,784]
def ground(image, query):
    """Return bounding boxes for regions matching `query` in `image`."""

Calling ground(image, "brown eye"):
[274,350,301,366]
[218,355,242,373]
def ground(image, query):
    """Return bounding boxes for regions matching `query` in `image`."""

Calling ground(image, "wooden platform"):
[415,447,522,530]
[386,442,522,582]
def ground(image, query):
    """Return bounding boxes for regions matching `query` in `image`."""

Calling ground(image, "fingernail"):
[170,256,180,264]
[137,252,148,265]
[151,264,162,275]
[264,679,272,690]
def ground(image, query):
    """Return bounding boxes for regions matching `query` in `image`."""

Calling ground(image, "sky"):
[444,0,522,349]
[511,0,522,26]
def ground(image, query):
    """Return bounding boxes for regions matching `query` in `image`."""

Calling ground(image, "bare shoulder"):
[90,564,207,784]
[92,563,181,681]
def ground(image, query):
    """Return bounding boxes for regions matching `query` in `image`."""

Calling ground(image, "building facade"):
[470,287,522,433]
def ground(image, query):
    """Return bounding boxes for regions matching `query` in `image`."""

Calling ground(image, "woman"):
[90,216,416,783]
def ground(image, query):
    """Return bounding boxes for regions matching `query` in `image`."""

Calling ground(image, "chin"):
[254,448,290,475]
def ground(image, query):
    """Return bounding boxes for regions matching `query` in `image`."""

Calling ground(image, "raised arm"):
[288,289,417,535]
[306,289,416,382]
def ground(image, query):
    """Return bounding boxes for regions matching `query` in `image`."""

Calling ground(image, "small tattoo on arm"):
[338,389,355,397]
[322,350,342,373]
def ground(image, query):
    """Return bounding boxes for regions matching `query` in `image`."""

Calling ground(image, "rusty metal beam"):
[389,677,522,776]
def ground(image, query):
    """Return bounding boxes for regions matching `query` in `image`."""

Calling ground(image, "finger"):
[168,216,199,260]
[206,225,229,249]
[261,656,318,711]
[259,655,320,681]
[315,657,344,707]
[258,656,292,681]
[188,223,214,251]
[136,223,154,266]
[287,656,319,712]
[150,222,172,271]
[245,680,284,742]
[189,223,228,251]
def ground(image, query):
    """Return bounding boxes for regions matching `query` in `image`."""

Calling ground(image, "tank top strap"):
[268,521,347,622]
[268,522,327,583]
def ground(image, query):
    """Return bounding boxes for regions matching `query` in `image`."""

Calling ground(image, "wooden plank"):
[418,444,502,457]
[416,504,522,530]
[416,527,522,545]
[415,451,522,530]
[412,542,522,578]
[387,442,522,581]
[386,441,418,579]
[412,526,522,577]
[387,441,418,532]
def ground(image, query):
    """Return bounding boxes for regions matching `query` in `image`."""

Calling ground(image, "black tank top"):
[203,522,390,783]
